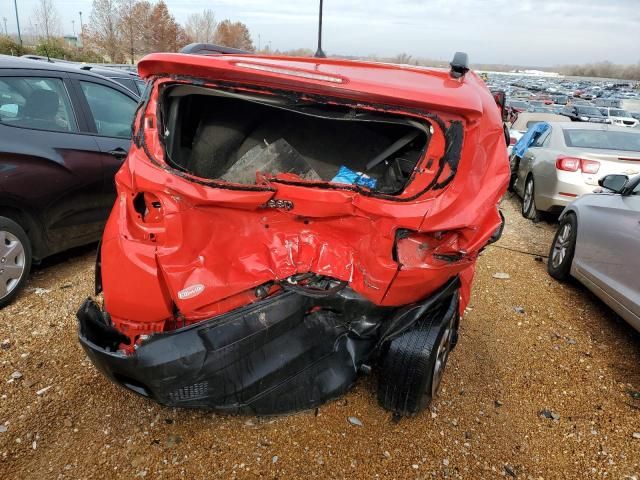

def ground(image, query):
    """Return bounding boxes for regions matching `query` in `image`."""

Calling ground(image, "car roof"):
[0,55,139,97]
[547,121,639,133]
[511,112,569,129]
[138,53,493,116]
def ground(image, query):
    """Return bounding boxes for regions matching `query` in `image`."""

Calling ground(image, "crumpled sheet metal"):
[100,74,509,340]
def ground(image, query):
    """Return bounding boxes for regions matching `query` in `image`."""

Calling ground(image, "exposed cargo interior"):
[160,85,430,193]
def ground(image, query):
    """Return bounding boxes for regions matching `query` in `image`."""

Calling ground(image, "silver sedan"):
[547,174,640,331]
[512,122,640,220]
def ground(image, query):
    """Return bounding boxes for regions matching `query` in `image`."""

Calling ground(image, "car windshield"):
[575,106,602,116]
[563,129,640,151]
[609,109,630,117]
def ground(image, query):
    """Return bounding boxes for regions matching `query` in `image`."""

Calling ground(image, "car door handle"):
[108,148,128,160]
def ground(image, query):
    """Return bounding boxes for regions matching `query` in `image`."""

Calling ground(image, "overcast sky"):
[1,0,638,66]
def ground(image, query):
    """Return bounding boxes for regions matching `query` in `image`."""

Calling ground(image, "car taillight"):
[555,156,599,174]
[555,156,580,172]
[580,159,600,174]
[395,230,467,268]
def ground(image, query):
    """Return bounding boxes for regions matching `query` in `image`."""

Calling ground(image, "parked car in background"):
[548,174,639,331]
[561,105,611,123]
[76,48,509,417]
[599,107,639,128]
[20,55,146,96]
[506,99,529,112]
[73,65,146,96]
[0,55,139,306]
[511,122,640,219]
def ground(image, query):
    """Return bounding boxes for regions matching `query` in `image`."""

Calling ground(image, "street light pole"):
[78,11,83,47]
[3,17,7,36]
[13,0,22,46]
[314,0,326,58]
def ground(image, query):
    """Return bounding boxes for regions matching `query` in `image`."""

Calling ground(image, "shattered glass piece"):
[220,138,321,184]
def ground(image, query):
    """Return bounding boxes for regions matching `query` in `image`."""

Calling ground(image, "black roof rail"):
[180,43,251,56]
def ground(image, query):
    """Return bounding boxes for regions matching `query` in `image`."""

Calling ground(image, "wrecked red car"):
[77,48,509,416]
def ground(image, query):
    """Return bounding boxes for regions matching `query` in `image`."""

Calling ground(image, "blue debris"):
[513,122,550,158]
[330,165,377,189]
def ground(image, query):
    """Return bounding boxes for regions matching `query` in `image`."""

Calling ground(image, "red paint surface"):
[101,53,509,346]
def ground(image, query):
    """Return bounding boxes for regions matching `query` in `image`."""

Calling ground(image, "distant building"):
[64,35,78,48]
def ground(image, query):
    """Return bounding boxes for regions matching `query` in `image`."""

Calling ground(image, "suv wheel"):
[547,213,577,281]
[377,309,457,416]
[521,176,539,221]
[0,217,32,308]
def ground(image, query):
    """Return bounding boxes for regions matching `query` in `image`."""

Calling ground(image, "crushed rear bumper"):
[77,277,460,414]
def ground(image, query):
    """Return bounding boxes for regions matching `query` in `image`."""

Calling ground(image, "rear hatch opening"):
[158,84,431,194]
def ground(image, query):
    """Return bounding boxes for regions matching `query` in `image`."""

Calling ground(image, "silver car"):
[512,122,640,220]
[548,174,640,331]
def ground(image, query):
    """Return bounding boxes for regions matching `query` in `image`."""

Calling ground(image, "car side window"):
[531,128,551,148]
[0,76,77,132]
[79,81,137,138]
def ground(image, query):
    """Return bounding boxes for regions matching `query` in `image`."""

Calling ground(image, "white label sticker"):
[178,284,205,300]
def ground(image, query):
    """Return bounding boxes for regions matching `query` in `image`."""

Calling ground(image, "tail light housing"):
[395,230,467,268]
[555,156,600,174]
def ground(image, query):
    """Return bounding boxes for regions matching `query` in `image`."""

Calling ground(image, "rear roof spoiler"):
[180,43,251,56]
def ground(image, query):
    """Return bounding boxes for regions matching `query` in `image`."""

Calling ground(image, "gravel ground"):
[1,195,639,479]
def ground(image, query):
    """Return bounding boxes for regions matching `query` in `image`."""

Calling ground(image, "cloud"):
[1,0,637,66]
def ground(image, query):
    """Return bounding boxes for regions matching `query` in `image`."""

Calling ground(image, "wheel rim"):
[523,179,533,213]
[431,317,454,398]
[551,222,572,268]
[0,230,26,300]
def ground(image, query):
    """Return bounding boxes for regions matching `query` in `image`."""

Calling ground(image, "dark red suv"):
[77,49,509,416]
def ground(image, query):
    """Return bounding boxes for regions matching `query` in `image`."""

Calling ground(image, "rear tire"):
[377,309,457,415]
[0,217,32,308]
[547,213,577,281]
[521,176,540,221]
[508,154,520,192]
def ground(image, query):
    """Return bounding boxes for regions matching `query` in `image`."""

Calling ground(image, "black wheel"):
[0,217,32,308]
[377,310,457,415]
[521,175,540,221]
[547,213,577,281]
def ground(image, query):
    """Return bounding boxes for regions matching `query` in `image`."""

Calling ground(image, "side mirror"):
[598,174,628,193]
[491,91,507,121]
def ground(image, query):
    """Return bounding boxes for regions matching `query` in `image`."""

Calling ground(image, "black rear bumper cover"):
[78,277,460,414]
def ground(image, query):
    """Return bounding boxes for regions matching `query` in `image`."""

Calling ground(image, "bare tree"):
[85,0,122,62]
[185,9,216,44]
[118,0,151,63]
[30,0,61,41]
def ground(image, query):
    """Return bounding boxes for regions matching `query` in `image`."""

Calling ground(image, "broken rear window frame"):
[135,76,464,202]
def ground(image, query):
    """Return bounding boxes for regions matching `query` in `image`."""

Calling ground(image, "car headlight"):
[579,116,589,121]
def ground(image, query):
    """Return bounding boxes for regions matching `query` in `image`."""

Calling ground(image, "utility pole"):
[314,0,326,58]
[72,20,75,36]
[13,0,22,46]
[258,34,261,52]
[78,11,83,47]
[3,17,7,36]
